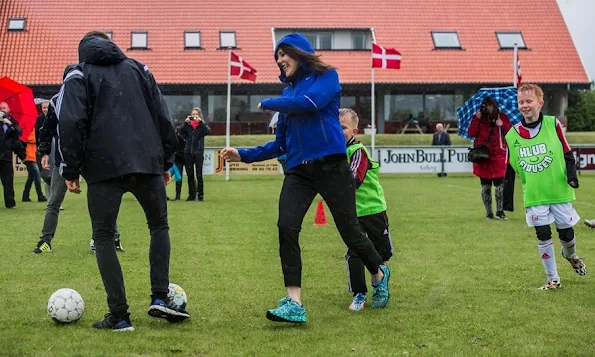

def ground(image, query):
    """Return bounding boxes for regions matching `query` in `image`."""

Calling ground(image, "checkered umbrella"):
[456,86,523,141]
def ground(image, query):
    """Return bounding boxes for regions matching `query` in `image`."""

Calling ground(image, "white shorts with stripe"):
[525,203,580,229]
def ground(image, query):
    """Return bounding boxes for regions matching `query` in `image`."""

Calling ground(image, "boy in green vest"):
[339,109,394,310]
[505,84,586,290]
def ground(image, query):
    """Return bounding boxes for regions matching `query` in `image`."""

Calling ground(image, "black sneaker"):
[115,239,125,253]
[495,211,508,220]
[93,313,134,331]
[38,196,47,202]
[486,213,494,220]
[32,240,52,254]
[22,198,31,202]
[197,195,204,202]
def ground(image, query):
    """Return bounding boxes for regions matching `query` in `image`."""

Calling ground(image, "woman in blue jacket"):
[221,33,390,323]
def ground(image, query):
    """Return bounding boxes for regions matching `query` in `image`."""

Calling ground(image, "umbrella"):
[456,86,523,141]
[0,77,38,141]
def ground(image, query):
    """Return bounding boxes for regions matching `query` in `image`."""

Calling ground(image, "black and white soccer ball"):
[47,288,84,324]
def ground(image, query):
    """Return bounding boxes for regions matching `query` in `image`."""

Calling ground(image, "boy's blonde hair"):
[339,108,359,127]
[518,83,544,102]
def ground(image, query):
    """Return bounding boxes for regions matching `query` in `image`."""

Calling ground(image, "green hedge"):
[204,132,595,148]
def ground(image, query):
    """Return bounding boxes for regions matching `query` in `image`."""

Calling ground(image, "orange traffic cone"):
[313,200,328,226]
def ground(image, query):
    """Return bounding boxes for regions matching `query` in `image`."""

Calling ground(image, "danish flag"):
[230,52,257,82]
[372,43,402,69]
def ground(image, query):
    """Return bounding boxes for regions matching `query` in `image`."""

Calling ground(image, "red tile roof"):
[0,0,589,86]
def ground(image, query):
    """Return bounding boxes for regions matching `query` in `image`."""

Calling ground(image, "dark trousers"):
[346,211,393,294]
[174,160,184,199]
[23,161,44,200]
[278,154,383,287]
[87,174,171,314]
[184,153,204,199]
[0,160,15,208]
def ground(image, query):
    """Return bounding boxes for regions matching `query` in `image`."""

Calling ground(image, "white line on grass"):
[448,184,476,191]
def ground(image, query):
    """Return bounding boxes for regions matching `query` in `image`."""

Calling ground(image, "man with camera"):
[0,101,22,209]
[467,97,512,220]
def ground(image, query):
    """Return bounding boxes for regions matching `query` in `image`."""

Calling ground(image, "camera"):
[480,104,490,117]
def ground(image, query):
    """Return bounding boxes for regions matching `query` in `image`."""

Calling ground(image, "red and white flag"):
[372,43,402,69]
[230,52,257,82]
[516,57,522,88]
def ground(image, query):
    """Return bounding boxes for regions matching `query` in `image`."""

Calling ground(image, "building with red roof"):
[1,0,589,134]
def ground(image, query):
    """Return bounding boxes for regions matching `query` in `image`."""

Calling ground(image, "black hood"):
[78,36,126,65]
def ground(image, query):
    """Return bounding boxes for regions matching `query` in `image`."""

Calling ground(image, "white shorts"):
[525,203,580,229]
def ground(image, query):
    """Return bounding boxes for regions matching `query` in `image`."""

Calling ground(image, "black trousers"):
[346,211,393,294]
[87,174,171,314]
[278,154,383,287]
[174,160,184,199]
[184,153,204,199]
[0,160,15,208]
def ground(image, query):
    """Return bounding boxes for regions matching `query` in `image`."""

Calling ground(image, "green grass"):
[206,132,595,147]
[3,174,595,356]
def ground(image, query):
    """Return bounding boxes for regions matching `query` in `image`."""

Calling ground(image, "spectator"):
[0,101,22,209]
[180,108,210,201]
[468,96,512,220]
[21,126,46,202]
[37,100,50,195]
[167,121,185,201]
[432,123,452,177]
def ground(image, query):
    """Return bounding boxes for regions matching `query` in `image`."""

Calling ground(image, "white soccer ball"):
[47,288,85,324]
[168,283,187,310]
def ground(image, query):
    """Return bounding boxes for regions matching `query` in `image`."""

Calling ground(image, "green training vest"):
[505,115,575,207]
[346,141,387,216]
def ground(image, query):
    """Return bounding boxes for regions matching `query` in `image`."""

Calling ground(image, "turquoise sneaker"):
[349,293,367,311]
[371,264,391,308]
[266,296,307,323]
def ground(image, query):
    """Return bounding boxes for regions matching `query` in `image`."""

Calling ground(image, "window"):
[185,32,201,49]
[249,95,275,112]
[431,31,461,49]
[341,96,357,109]
[220,31,237,48]
[318,32,332,50]
[163,95,202,123]
[352,32,370,50]
[208,95,248,122]
[424,94,456,121]
[384,95,424,121]
[131,31,148,49]
[8,18,26,31]
[300,31,333,50]
[496,32,526,49]
[105,31,113,40]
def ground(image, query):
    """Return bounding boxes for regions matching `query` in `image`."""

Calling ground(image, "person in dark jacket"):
[36,101,51,195]
[180,107,210,201]
[221,33,390,324]
[57,31,188,331]
[0,101,22,209]
[167,121,185,201]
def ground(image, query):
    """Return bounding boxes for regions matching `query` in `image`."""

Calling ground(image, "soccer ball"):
[47,288,84,324]
[168,283,187,310]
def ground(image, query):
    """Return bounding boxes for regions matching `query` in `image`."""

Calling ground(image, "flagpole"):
[225,49,232,181]
[371,67,376,160]
[513,43,518,87]
[370,28,377,161]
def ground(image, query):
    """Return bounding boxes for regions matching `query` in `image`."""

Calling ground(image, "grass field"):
[3,173,595,356]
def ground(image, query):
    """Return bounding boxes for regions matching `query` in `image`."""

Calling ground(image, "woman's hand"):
[495,118,503,127]
[220,147,241,162]
[475,110,481,119]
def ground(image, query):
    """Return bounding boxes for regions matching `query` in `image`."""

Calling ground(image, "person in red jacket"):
[468,96,512,220]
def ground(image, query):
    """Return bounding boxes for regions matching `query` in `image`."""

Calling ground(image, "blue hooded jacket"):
[237,33,346,170]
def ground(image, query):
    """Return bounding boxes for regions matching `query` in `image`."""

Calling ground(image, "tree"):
[567,90,595,131]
